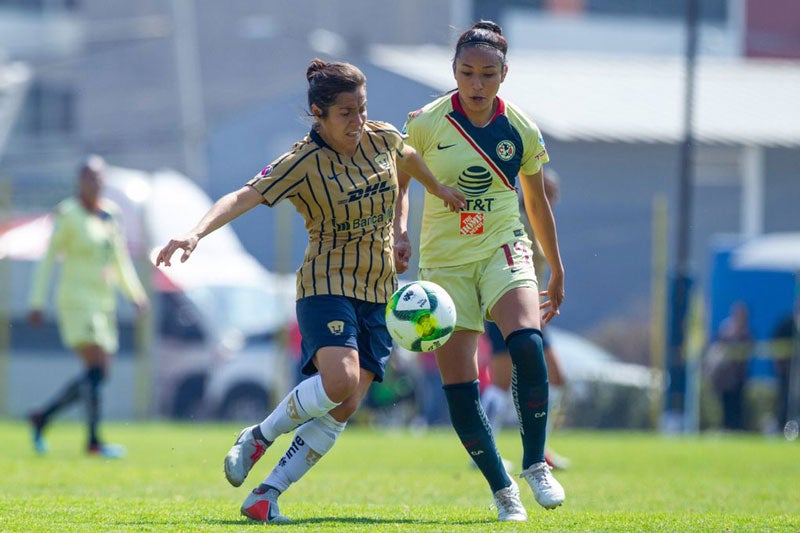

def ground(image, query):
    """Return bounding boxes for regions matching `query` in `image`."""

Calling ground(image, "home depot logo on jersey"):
[460,212,484,235]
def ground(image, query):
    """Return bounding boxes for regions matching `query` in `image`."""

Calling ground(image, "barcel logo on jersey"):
[338,180,394,204]
[335,208,393,232]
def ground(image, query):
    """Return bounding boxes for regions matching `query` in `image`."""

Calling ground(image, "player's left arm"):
[396,144,465,213]
[519,169,564,323]
[393,170,412,275]
[109,218,149,312]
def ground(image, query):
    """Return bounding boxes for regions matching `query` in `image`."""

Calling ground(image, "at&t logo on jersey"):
[457,166,492,196]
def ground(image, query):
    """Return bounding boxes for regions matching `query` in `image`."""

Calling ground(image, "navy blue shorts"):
[485,320,550,355]
[296,295,392,383]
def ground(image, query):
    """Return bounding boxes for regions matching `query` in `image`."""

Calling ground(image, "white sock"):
[547,385,563,438]
[481,384,511,435]
[262,413,347,493]
[259,375,339,442]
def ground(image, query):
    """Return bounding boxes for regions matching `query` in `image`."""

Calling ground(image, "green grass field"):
[0,421,798,531]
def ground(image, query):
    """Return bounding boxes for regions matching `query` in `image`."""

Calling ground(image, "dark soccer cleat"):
[241,486,290,523]
[88,443,127,459]
[224,425,269,487]
[29,413,47,454]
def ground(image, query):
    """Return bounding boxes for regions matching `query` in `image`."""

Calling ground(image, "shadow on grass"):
[197,515,494,527]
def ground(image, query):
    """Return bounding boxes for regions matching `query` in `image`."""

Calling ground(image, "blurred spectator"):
[771,311,798,429]
[706,302,753,431]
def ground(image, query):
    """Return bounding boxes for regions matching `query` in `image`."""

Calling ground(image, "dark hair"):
[306,58,366,118]
[453,20,507,66]
[79,154,106,176]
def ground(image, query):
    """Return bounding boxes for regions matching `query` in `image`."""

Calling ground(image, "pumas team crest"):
[374,153,390,170]
[496,140,515,161]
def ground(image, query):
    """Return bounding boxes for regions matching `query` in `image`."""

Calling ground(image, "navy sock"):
[506,328,549,469]
[252,424,271,445]
[443,380,511,493]
[86,367,104,446]
[39,373,85,424]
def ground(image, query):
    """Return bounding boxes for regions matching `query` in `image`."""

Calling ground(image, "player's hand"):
[28,310,43,327]
[156,235,199,267]
[431,184,466,212]
[394,232,412,275]
[134,298,150,317]
[539,274,565,324]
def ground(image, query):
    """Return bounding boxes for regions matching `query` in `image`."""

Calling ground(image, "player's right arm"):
[28,209,67,326]
[156,185,262,267]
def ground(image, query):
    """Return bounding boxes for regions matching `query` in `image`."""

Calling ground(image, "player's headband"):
[456,39,506,57]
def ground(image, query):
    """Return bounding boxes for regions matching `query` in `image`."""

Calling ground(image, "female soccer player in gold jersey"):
[157,59,465,523]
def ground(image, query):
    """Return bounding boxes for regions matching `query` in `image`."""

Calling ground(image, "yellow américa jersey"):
[28,198,146,312]
[404,93,549,268]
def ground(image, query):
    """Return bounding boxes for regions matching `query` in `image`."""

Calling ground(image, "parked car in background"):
[547,326,660,429]
[0,167,297,421]
[379,325,661,430]
[110,167,298,420]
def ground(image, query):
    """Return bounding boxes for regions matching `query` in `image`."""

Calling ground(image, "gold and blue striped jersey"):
[247,120,404,303]
[404,93,549,268]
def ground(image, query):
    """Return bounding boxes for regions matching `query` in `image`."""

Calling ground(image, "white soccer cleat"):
[241,486,291,523]
[224,425,269,487]
[520,461,565,509]
[492,478,528,522]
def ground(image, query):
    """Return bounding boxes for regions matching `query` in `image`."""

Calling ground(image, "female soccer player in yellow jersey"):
[395,21,566,521]
[156,59,465,523]
[27,155,149,458]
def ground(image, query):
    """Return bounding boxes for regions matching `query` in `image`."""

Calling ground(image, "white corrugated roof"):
[370,45,800,147]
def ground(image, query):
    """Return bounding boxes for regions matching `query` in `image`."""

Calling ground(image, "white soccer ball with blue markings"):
[385,280,456,352]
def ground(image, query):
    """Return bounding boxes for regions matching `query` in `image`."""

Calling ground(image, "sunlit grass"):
[1,421,798,531]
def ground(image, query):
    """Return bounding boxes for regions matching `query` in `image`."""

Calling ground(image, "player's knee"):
[320,367,360,403]
[330,394,361,421]
[86,366,106,385]
[506,328,547,381]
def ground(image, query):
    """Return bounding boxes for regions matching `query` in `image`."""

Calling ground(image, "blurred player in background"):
[156,59,464,524]
[481,169,570,470]
[395,20,566,522]
[27,155,149,458]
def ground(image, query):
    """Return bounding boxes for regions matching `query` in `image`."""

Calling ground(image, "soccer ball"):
[385,280,457,352]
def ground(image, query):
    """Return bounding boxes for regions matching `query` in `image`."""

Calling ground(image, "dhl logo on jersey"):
[338,180,395,204]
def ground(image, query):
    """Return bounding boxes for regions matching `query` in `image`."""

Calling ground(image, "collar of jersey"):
[450,93,505,126]
[309,126,360,156]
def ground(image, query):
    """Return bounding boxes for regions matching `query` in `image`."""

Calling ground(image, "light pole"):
[664,0,699,433]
